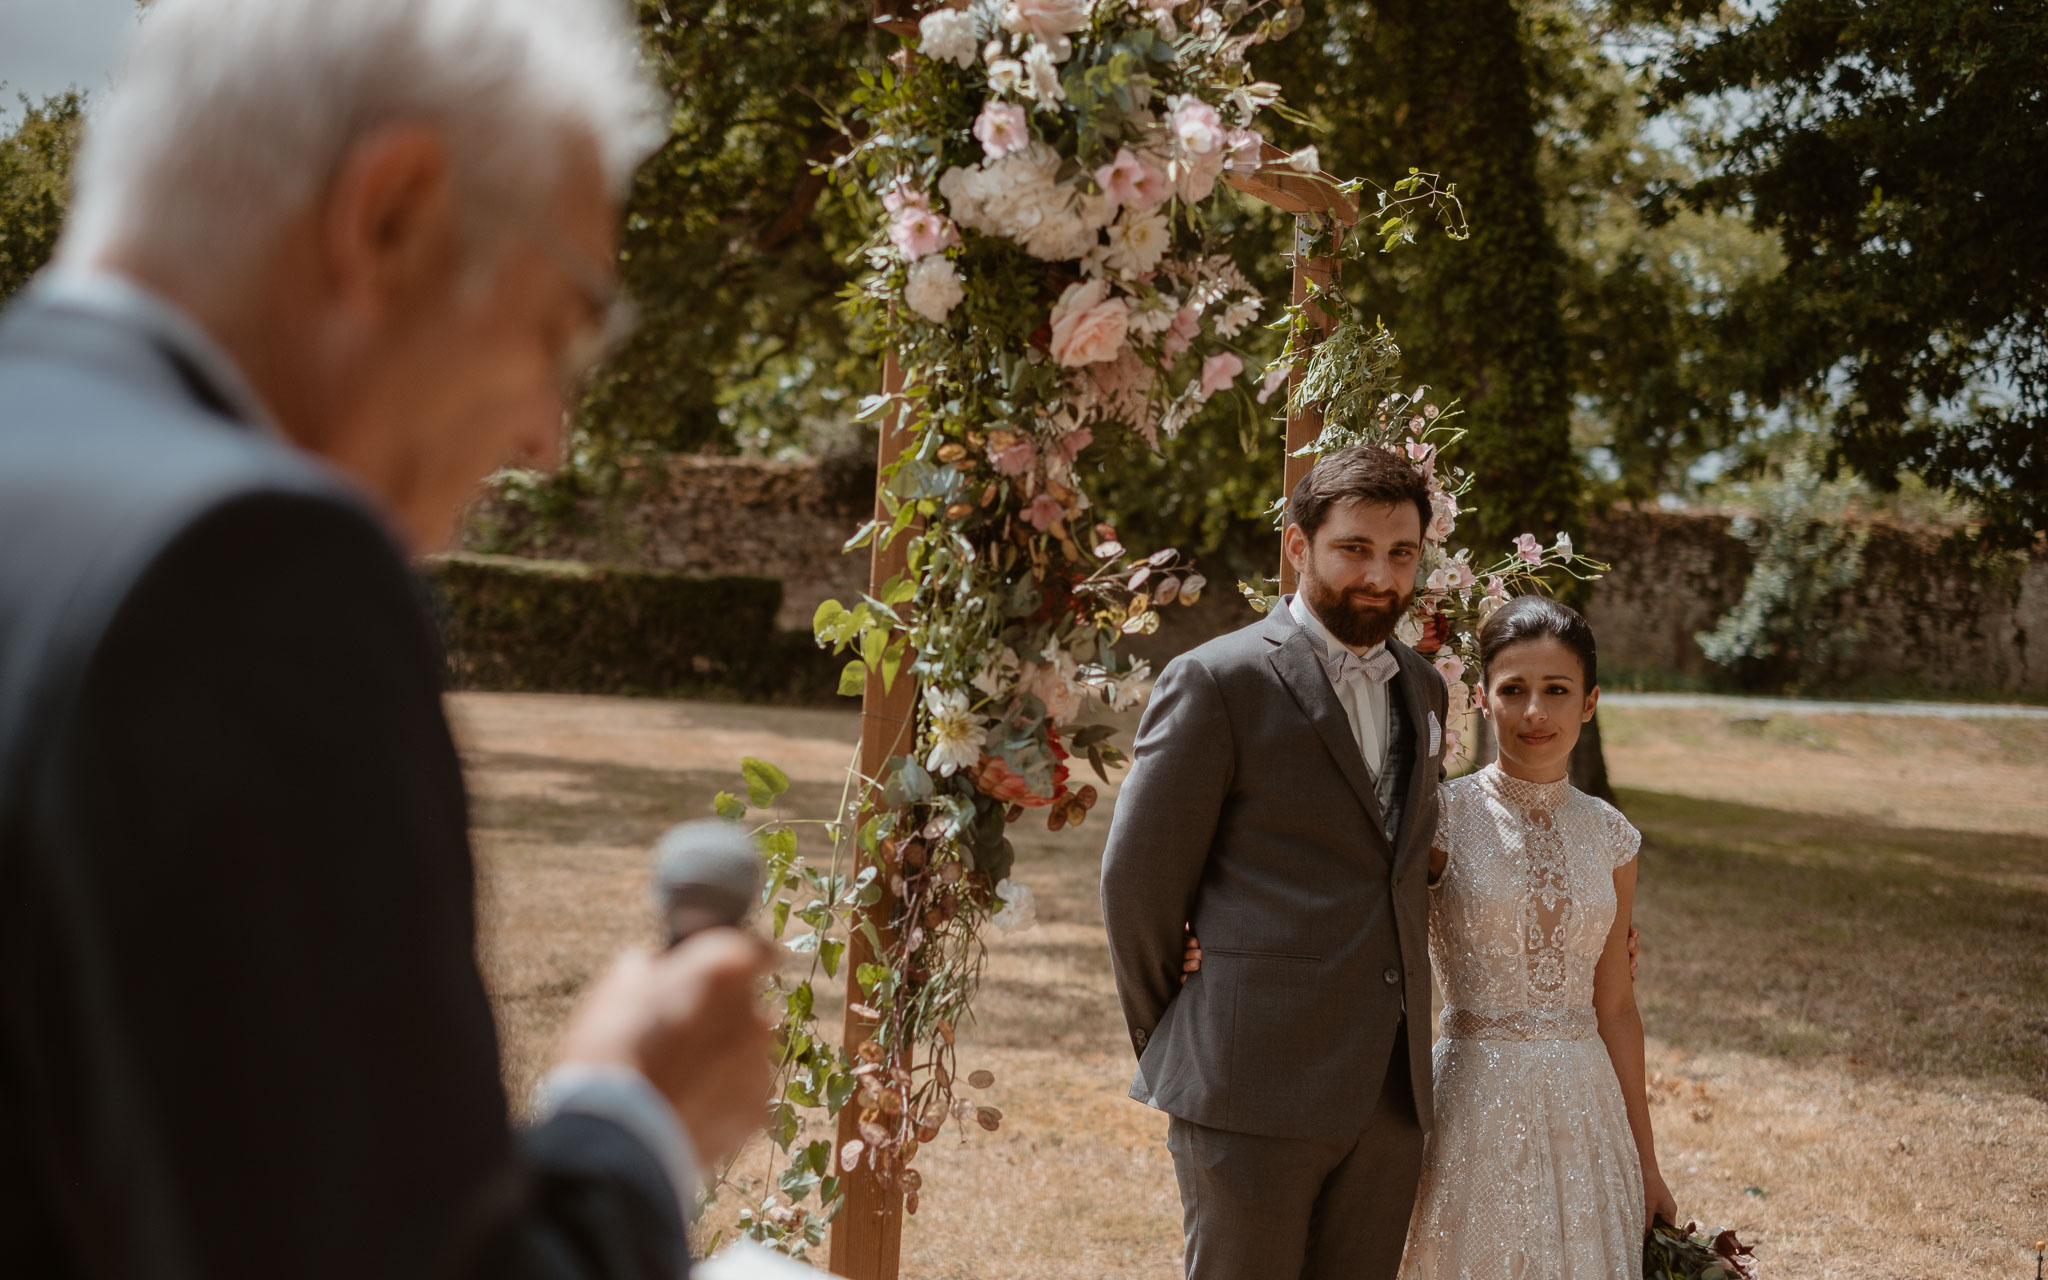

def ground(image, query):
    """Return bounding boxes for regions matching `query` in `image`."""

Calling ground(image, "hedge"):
[420,552,844,702]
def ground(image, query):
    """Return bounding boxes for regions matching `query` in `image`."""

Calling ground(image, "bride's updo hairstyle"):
[1478,595,1600,690]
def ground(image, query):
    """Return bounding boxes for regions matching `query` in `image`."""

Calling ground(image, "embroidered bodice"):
[1428,765,1640,1031]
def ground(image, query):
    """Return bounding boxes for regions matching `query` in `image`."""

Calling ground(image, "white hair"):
[62,0,666,286]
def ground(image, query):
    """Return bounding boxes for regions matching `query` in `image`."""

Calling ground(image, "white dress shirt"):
[1290,592,1392,777]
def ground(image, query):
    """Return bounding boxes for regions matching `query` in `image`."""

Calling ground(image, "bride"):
[1180,593,1677,1275]
[1397,593,1675,1276]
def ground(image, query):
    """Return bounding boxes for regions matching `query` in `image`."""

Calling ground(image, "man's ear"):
[1282,523,1309,577]
[320,124,458,321]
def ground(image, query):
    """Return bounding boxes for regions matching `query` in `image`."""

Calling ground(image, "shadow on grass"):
[1625,787,2048,1101]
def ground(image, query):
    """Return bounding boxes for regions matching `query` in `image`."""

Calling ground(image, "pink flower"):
[1224,127,1265,173]
[1094,148,1169,209]
[1001,0,1094,42]
[1485,574,1508,600]
[1256,360,1291,404]
[1434,652,1467,687]
[1174,146,1226,202]
[1198,351,1244,397]
[1047,278,1130,367]
[1513,532,1543,565]
[990,437,1037,476]
[888,209,959,260]
[1444,559,1478,591]
[1022,493,1067,531]
[1161,305,1201,359]
[1427,490,1458,542]
[1171,96,1224,154]
[1055,425,1094,461]
[882,182,929,215]
[973,100,1030,158]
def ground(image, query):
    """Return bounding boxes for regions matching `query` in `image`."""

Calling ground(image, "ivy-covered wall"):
[421,552,842,702]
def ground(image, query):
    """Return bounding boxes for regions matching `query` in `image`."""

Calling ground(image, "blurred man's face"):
[311,129,620,551]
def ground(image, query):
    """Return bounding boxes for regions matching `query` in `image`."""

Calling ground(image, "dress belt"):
[1439,1006,1599,1042]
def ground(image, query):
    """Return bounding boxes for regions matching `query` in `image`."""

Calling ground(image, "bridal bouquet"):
[1643,1219,1762,1279]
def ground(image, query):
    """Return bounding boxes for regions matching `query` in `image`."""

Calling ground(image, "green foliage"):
[422,552,840,699]
[0,92,84,305]
[1695,455,1870,693]
[568,1,885,473]
[1648,0,2048,543]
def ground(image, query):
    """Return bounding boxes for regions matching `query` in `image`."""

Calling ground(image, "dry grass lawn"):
[452,693,2048,1279]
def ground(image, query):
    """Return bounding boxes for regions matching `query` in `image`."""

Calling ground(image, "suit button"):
[1383,968,1401,986]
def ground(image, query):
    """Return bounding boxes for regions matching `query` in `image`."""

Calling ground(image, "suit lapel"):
[1389,639,1437,878]
[1261,608,1388,839]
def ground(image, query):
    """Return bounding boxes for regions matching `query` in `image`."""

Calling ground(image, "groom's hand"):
[1628,926,1640,981]
[1181,928,1203,983]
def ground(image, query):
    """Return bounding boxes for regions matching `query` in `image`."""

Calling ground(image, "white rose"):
[918,9,980,67]
[904,255,966,323]
[1102,207,1170,276]
[1023,41,1065,104]
[1002,0,1093,41]
[988,57,1026,95]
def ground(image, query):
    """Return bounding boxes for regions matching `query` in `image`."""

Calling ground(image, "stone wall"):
[461,458,2048,699]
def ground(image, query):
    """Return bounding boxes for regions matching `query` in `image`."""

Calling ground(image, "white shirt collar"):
[1288,591,1390,663]
[33,265,279,433]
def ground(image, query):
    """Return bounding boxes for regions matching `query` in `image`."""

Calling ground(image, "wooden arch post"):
[831,14,1358,1275]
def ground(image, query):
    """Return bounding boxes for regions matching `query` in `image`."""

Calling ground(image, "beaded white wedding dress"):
[1400,764,1646,1279]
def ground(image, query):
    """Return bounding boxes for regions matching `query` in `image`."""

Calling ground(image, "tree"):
[0,92,85,305]
[1647,0,2048,544]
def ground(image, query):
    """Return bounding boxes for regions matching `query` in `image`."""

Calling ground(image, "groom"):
[1101,444,1448,1280]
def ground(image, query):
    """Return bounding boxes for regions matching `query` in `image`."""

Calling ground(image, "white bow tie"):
[1327,645,1399,686]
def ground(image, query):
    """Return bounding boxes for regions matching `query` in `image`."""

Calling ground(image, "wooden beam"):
[1278,218,1343,595]
[1223,142,1361,225]
[829,349,915,1280]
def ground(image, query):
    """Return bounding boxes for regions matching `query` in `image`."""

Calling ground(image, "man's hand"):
[556,928,776,1167]
[1628,925,1640,982]
[1181,928,1202,983]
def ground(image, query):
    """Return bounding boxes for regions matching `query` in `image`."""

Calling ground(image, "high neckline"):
[1477,763,1574,812]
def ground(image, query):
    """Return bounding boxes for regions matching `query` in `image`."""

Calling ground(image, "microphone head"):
[652,820,763,946]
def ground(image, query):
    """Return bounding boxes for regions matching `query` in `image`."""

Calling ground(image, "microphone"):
[652,820,763,948]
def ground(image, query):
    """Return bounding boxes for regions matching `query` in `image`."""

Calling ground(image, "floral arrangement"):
[1643,1218,1762,1278]
[708,0,1520,1256]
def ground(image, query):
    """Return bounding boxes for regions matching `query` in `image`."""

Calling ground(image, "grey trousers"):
[1167,1021,1425,1280]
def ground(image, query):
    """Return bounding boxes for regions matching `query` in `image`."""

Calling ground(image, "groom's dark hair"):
[1287,443,1433,541]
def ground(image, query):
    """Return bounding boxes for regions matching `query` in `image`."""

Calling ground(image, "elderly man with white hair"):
[0,1,773,1277]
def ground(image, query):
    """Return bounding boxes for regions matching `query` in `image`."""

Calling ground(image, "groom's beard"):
[1301,560,1414,649]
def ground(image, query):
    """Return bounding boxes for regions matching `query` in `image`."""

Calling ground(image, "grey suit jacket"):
[0,290,686,1278]
[1100,603,1448,1141]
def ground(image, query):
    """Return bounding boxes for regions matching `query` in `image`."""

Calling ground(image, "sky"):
[0,0,137,109]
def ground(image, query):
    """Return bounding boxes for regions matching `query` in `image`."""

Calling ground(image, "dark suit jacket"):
[1099,605,1448,1141]
[0,291,686,1278]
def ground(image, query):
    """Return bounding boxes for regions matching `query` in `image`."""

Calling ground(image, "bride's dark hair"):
[1478,595,1599,689]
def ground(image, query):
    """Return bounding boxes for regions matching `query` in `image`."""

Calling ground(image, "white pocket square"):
[1428,710,1442,757]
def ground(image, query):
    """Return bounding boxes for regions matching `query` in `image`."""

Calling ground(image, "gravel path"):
[1600,691,2048,720]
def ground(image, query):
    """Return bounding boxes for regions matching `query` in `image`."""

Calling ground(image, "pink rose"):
[1160,304,1201,359]
[888,209,959,260]
[1022,492,1068,531]
[1001,0,1094,41]
[1197,351,1243,397]
[973,100,1030,159]
[1094,148,1169,209]
[1171,96,1224,155]
[1513,532,1543,565]
[1047,279,1130,367]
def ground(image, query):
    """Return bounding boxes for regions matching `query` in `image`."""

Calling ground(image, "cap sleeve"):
[1597,799,1641,869]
